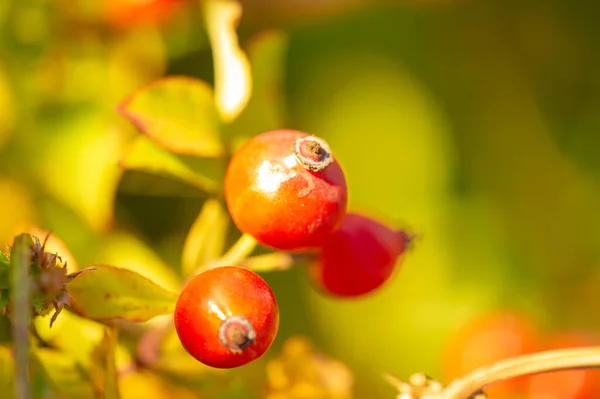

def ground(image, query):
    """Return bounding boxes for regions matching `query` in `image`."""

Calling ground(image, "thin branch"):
[10,234,33,399]
[199,233,258,273]
[435,346,600,399]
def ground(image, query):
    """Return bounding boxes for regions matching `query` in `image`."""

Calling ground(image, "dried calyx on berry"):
[0,233,86,327]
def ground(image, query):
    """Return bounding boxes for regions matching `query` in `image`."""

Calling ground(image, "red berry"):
[104,0,184,30]
[441,311,539,397]
[526,332,600,399]
[174,266,279,369]
[224,130,348,251]
[308,212,410,297]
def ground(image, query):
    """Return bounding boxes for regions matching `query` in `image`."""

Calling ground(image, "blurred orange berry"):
[526,332,600,399]
[441,311,540,398]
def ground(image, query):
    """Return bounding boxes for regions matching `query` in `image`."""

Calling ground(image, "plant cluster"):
[0,1,599,399]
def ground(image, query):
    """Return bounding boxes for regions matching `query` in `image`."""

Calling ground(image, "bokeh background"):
[1,0,600,398]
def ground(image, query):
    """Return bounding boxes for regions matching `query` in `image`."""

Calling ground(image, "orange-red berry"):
[308,212,410,297]
[224,130,348,251]
[441,311,540,397]
[103,0,185,30]
[174,266,279,369]
[526,332,600,399]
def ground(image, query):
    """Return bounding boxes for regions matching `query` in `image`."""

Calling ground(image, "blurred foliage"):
[0,0,600,398]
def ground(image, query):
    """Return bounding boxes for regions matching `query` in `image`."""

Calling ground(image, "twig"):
[199,233,258,273]
[10,234,33,399]
[435,347,600,399]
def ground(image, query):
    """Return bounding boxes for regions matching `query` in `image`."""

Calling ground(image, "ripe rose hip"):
[526,332,600,399]
[174,266,279,369]
[308,213,411,297]
[224,130,348,251]
[441,311,539,397]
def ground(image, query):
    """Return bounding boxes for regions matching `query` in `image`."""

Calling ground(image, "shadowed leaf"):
[89,328,120,399]
[120,135,220,194]
[66,265,178,322]
[0,346,14,394]
[118,76,223,157]
[33,348,96,399]
[181,199,229,278]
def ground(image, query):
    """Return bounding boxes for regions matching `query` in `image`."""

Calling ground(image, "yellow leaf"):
[203,0,252,123]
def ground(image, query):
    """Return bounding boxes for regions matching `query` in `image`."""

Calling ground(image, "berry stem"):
[10,234,33,399]
[435,346,600,399]
[200,233,258,272]
[239,252,295,272]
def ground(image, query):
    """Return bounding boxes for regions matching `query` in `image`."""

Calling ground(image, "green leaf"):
[118,76,223,157]
[203,0,252,123]
[0,251,9,290]
[0,289,8,311]
[0,346,14,394]
[66,265,178,322]
[120,135,220,194]
[33,348,96,399]
[33,106,125,232]
[95,231,182,293]
[181,199,229,278]
[34,310,132,372]
[89,328,120,399]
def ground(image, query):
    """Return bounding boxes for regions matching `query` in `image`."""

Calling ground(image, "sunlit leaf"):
[120,135,220,194]
[0,64,15,148]
[0,346,14,393]
[203,0,251,123]
[89,328,120,399]
[34,311,132,371]
[33,348,96,399]
[67,265,178,322]
[181,199,229,277]
[118,76,223,157]
[35,107,124,232]
[107,26,167,105]
[156,326,223,379]
[264,336,354,399]
[228,30,288,146]
[118,369,199,399]
[95,231,182,293]
[0,178,35,246]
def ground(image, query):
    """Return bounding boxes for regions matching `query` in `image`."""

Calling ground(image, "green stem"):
[10,234,33,399]
[199,233,258,273]
[436,347,600,399]
[239,252,295,273]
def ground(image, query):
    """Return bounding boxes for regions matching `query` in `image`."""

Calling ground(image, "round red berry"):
[174,266,279,369]
[224,130,348,251]
[526,332,600,399]
[307,212,410,297]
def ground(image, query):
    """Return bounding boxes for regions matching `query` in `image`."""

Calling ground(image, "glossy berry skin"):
[442,311,539,397]
[224,130,348,251]
[174,266,279,369]
[526,332,600,399]
[308,213,410,297]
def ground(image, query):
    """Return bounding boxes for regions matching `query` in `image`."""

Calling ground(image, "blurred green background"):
[1,0,600,398]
